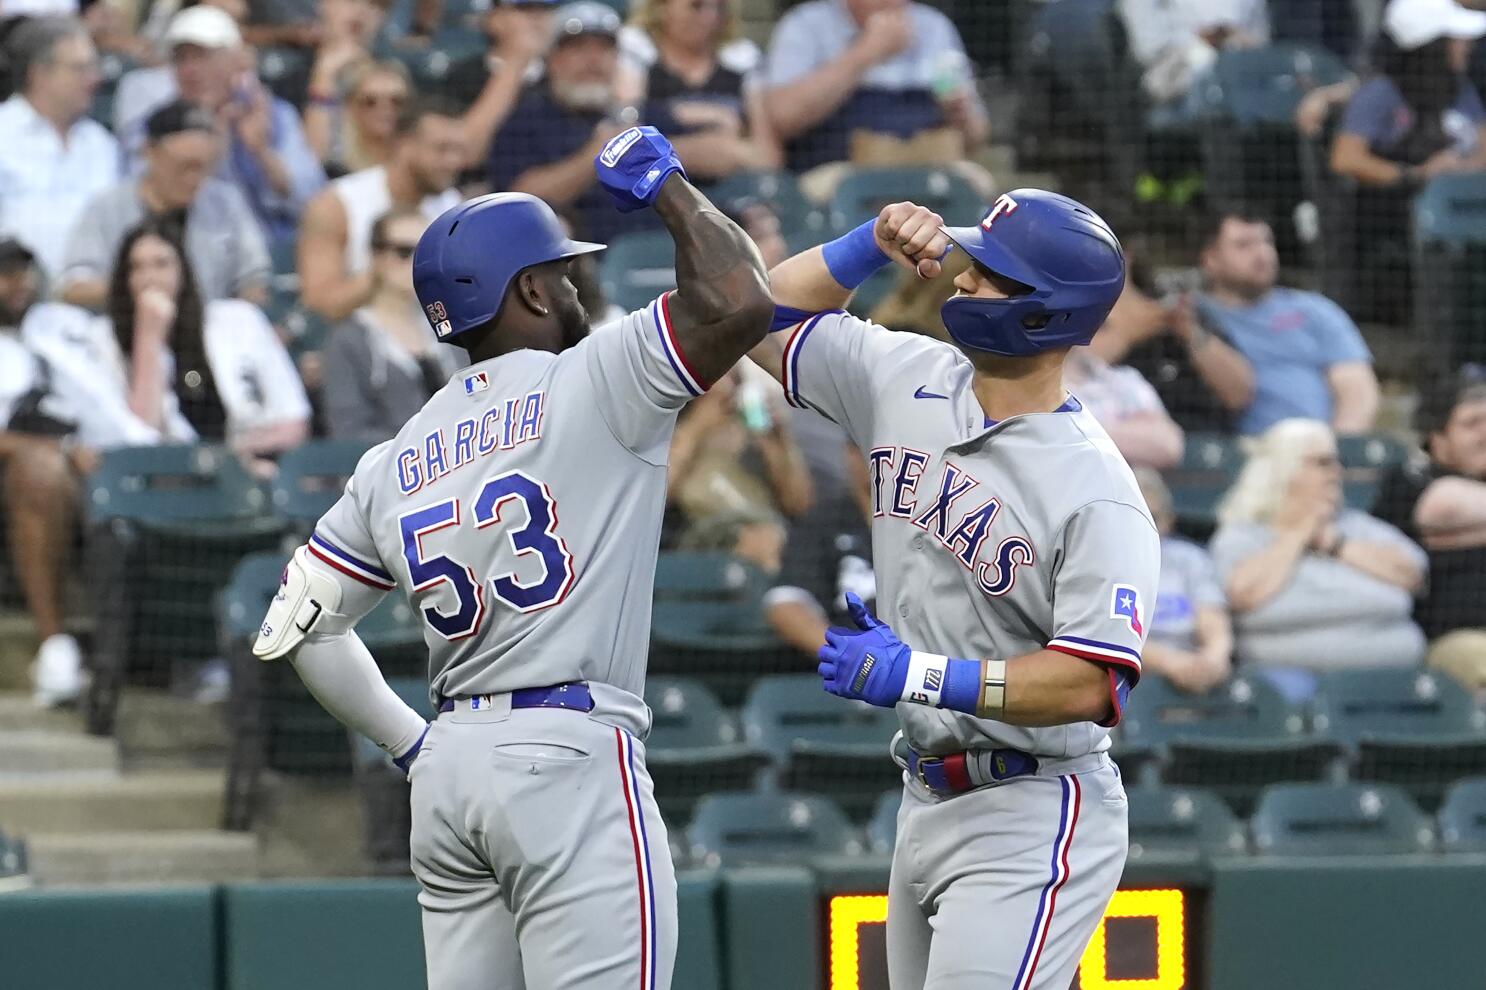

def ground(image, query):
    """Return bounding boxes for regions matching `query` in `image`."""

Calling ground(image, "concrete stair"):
[0,611,37,692]
[25,830,260,886]
[0,769,225,833]
[0,730,119,774]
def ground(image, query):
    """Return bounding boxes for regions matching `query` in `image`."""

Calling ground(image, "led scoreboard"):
[827,887,1198,990]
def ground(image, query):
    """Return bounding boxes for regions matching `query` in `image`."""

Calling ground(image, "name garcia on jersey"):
[868,444,1034,597]
[396,388,547,496]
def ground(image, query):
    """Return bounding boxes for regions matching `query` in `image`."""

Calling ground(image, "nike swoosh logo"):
[914,387,949,400]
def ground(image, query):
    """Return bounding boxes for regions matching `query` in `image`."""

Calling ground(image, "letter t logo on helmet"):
[981,193,1019,231]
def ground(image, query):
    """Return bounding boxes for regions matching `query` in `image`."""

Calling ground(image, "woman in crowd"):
[304,57,412,179]
[41,220,310,476]
[322,208,460,441]
[618,0,782,180]
[1209,419,1428,684]
[1135,468,1234,693]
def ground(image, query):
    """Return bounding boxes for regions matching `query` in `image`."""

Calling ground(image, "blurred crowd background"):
[3,0,1486,886]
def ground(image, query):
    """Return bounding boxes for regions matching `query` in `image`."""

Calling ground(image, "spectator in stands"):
[298,97,463,322]
[1210,418,1427,677]
[59,100,270,311]
[675,506,788,576]
[1118,0,1268,109]
[448,0,558,169]
[616,0,782,180]
[1135,468,1233,693]
[486,2,634,242]
[322,208,460,440]
[760,0,988,188]
[242,0,407,55]
[1376,365,1486,690]
[1187,211,1379,436]
[0,17,119,282]
[1063,335,1185,469]
[115,6,325,243]
[666,367,813,529]
[43,221,310,477]
[304,57,411,179]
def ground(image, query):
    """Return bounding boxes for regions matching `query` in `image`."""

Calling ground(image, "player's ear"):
[515,269,550,318]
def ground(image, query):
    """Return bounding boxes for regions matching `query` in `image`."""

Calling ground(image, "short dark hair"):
[1197,209,1270,252]
[392,94,464,139]
[370,207,425,252]
[7,16,88,93]
[145,99,217,142]
[1416,364,1486,438]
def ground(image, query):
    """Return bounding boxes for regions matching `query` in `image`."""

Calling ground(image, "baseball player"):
[749,190,1158,989]
[252,126,771,990]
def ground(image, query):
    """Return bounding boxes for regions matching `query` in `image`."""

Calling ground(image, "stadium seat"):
[643,677,771,822]
[866,789,901,855]
[83,446,284,735]
[828,166,985,234]
[1126,785,1247,861]
[1437,778,1486,853]
[1120,673,1340,814]
[599,230,677,313]
[740,675,901,821]
[1312,668,1486,810]
[686,791,862,867]
[1191,44,1349,128]
[1163,433,1245,537]
[1335,434,1408,513]
[707,171,827,242]
[1250,782,1434,857]
[271,439,376,534]
[0,828,27,888]
[1413,174,1486,367]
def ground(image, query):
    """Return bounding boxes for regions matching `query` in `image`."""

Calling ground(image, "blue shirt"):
[1339,75,1486,158]
[1196,287,1371,435]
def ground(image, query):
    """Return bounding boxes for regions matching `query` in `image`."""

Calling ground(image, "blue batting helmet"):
[939,189,1125,357]
[413,193,606,342]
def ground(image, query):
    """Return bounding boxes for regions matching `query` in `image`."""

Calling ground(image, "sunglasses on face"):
[375,242,418,259]
[354,92,406,110]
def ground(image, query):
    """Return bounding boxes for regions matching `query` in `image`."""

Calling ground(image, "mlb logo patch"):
[1110,584,1144,636]
[464,371,490,395]
[425,300,454,339]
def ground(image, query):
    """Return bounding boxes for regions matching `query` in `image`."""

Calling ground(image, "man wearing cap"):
[450,0,558,169]
[1377,367,1486,692]
[486,2,634,243]
[115,5,325,243]
[59,99,270,311]
[0,17,121,282]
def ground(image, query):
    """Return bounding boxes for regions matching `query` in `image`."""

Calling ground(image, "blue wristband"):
[821,219,890,290]
[940,658,983,716]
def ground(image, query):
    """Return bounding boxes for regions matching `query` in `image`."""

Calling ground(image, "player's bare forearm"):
[993,650,1115,726]
[653,175,772,384]
[770,245,853,314]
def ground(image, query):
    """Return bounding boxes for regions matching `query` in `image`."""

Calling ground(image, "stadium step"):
[0,768,224,834]
[0,611,37,692]
[116,690,230,760]
[0,730,119,774]
[26,829,260,886]
[0,692,84,733]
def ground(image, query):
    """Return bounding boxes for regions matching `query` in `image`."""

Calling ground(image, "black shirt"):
[1375,457,1486,638]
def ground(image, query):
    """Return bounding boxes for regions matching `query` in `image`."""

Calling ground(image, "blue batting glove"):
[392,724,429,778]
[594,126,687,213]
[817,593,913,707]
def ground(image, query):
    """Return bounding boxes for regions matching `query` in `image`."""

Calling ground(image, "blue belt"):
[438,681,594,714]
[894,736,1039,798]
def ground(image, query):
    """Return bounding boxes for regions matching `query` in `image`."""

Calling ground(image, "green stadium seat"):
[1313,668,1486,810]
[1163,433,1245,537]
[1413,174,1486,366]
[740,675,901,821]
[0,828,27,885]
[1121,673,1340,815]
[686,791,862,867]
[1437,778,1486,853]
[866,789,901,854]
[707,171,828,241]
[271,439,375,533]
[1250,782,1434,857]
[1191,44,1350,127]
[1336,434,1408,513]
[643,677,771,823]
[828,167,985,233]
[599,230,677,313]
[1126,785,1247,861]
[83,445,283,735]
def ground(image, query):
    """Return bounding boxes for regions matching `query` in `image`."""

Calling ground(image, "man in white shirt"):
[0,17,121,281]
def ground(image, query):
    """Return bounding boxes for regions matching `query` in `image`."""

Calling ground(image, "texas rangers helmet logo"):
[1110,584,1144,636]
[981,193,1019,231]
[425,300,453,339]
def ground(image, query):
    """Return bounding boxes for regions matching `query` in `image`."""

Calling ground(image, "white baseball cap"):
[164,5,242,50]
[1383,0,1486,51]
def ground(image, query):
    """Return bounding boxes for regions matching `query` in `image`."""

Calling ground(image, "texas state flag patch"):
[1110,584,1144,636]
[464,371,490,395]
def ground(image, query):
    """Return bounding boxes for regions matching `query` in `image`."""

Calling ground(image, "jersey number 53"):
[397,470,575,640]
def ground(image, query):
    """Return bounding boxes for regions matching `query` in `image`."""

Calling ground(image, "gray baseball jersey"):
[311,293,702,715]
[779,311,1161,757]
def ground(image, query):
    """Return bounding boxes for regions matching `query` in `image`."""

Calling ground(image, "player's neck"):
[969,350,1070,422]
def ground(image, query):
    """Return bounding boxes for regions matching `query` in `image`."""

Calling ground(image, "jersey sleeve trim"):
[1096,669,1132,728]
[780,309,841,409]
[1045,636,1142,676]
[308,532,395,590]
[652,291,707,397]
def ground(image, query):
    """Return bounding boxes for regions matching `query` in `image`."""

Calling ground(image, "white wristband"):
[903,651,950,707]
